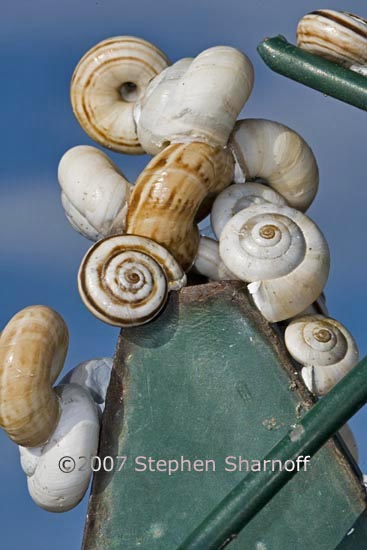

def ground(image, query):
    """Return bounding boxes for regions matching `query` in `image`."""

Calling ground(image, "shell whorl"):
[126,142,234,271]
[193,237,236,281]
[136,46,254,154]
[71,36,169,153]
[219,203,330,322]
[78,235,186,327]
[297,10,367,68]
[229,119,319,211]
[285,315,359,396]
[0,306,68,447]
[20,383,100,512]
[211,182,287,239]
[58,146,132,241]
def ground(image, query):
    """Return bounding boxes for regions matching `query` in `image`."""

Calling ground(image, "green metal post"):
[179,356,367,550]
[257,36,367,111]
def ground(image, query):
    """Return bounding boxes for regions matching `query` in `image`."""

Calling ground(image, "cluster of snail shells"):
[0,305,112,512]
[297,9,367,75]
[60,35,255,327]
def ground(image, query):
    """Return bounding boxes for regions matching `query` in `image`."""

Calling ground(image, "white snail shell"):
[60,357,112,414]
[58,146,132,241]
[211,182,287,239]
[350,63,367,76]
[229,119,319,211]
[285,315,359,396]
[219,204,330,322]
[297,10,367,69]
[71,36,169,153]
[0,306,68,447]
[78,235,186,327]
[136,46,254,154]
[193,237,236,281]
[20,384,100,513]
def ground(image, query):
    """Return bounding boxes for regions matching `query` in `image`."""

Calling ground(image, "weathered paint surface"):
[83,282,366,549]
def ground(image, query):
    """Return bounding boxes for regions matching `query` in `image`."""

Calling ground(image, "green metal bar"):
[257,35,367,112]
[179,355,367,550]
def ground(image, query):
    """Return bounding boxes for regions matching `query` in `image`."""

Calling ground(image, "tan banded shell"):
[0,306,68,447]
[78,235,186,327]
[126,142,234,271]
[71,36,169,153]
[297,10,367,68]
[229,119,319,212]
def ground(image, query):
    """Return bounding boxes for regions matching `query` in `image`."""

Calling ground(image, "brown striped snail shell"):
[136,46,254,155]
[229,119,319,212]
[71,36,169,154]
[0,306,68,447]
[126,142,234,271]
[58,146,132,240]
[78,235,186,327]
[297,10,367,69]
[285,315,359,396]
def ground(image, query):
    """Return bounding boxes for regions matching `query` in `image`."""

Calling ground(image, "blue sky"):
[1,1,367,548]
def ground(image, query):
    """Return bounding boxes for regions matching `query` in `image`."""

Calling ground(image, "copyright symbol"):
[59,456,76,473]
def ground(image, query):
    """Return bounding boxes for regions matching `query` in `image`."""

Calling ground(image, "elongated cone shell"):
[71,36,169,153]
[126,142,234,271]
[136,46,254,154]
[229,119,319,211]
[297,10,367,68]
[58,146,132,241]
[0,306,68,447]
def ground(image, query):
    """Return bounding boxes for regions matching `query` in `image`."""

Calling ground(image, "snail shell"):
[0,306,68,447]
[297,10,367,68]
[136,46,254,155]
[211,182,287,239]
[71,36,169,153]
[20,384,100,512]
[219,203,330,322]
[78,234,186,327]
[229,119,319,211]
[284,315,359,396]
[60,357,112,414]
[193,237,236,281]
[126,142,234,271]
[58,146,132,241]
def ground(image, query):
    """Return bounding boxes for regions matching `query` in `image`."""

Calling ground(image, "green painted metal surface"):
[257,36,367,111]
[180,355,367,549]
[83,282,366,549]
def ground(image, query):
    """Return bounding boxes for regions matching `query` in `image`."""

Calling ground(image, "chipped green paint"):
[82,282,366,549]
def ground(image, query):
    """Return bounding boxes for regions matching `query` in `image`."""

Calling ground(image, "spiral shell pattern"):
[211,182,287,239]
[71,36,169,153]
[78,235,186,327]
[0,306,68,447]
[297,10,367,68]
[285,315,359,396]
[219,204,330,322]
[229,119,319,211]
[126,142,234,271]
